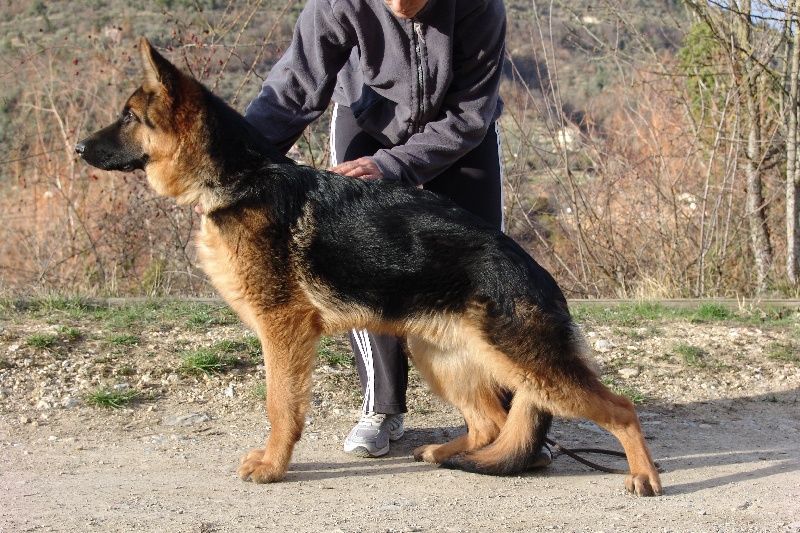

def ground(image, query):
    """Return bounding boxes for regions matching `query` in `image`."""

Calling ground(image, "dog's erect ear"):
[139,37,180,96]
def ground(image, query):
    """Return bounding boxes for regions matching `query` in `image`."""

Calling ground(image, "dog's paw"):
[239,448,265,464]
[237,449,285,483]
[413,444,441,463]
[625,473,663,497]
[237,459,285,484]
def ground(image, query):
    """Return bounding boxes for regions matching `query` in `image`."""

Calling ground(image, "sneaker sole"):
[343,443,389,458]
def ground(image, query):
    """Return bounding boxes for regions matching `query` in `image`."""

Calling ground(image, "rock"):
[61,397,81,409]
[619,368,640,379]
[380,504,401,511]
[594,339,615,352]
[160,413,210,426]
[379,500,416,511]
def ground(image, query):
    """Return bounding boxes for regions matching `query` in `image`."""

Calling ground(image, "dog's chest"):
[196,218,244,299]
[196,216,279,297]
[196,213,297,297]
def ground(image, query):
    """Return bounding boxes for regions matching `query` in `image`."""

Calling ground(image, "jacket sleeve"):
[244,0,355,153]
[372,0,506,185]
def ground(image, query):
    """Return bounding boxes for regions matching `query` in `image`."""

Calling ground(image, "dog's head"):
[76,38,211,204]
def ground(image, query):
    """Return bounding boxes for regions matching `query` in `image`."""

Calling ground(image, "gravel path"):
[1,301,799,532]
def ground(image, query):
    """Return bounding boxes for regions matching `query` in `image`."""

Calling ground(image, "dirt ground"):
[1,301,799,532]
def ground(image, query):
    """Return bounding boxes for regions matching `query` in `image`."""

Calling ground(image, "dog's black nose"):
[75,142,85,155]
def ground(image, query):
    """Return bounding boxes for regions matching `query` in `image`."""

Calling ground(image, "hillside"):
[5,0,794,299]
[0,0,687,144]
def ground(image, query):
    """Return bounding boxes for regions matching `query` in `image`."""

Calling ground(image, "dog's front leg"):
[237,315,319,484]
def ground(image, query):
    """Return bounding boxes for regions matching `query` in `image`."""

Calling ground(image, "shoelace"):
[359,412,387,426]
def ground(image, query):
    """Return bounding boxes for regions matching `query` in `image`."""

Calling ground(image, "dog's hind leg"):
[539,334,662,496]
[562,381,662,496]
[236,308,321,484]
[407,336,508,464]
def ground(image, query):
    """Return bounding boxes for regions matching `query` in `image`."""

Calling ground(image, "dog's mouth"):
[83,156,146,173]
[119,156,148,173]
[75,142,148,173]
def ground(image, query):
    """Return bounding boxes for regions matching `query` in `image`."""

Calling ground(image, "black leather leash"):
[545,437,662,475]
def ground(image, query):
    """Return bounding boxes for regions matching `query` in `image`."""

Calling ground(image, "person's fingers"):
[328,158,383,180]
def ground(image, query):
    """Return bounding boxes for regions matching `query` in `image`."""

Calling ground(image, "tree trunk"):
[745,87,773,294]
[739,0,773,294]
[786,0,800,287]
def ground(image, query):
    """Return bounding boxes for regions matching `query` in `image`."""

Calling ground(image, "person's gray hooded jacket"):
[244,0,506,186]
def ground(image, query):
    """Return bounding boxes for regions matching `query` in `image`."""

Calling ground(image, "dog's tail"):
[441,407,553,475]
[443,323,593,476]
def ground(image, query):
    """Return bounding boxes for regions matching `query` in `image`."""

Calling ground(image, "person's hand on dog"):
[329,157,383,180]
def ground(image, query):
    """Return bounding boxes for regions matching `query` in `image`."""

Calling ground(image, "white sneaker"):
[343,412,405,457]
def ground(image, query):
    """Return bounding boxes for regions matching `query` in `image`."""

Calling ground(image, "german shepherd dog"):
[76,38,662,496]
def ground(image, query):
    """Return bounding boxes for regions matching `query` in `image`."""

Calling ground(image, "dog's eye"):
[122,110,138,124]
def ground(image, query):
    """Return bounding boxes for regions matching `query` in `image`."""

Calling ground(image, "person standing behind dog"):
[244,0,506,458]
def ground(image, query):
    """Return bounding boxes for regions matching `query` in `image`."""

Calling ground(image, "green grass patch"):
[673,342,706,367]
[691,303,732,322]
[185,308,219,329]
[183,304,239,330]
[116,366,136,377]
[213,339,242,352]
[628,301,671,320]
[84,387,140,409]
[318,337,354,367]
[571,300,760,326]
[614,326,660,340]
[180,351,232,375]
[768,342,799,365]
[616,385,648,404]
[96,301,237,333]
[11,296,98,317]
[245,335,261,358]
[108,333,138,346]
[25,332,59,350]
[251,381,267,401]
[214,338,261,362]
[603,378,648,404]
[571,301,682,325]
[179,344,242,375]
[101,300,181,330]
[58,326,81,340]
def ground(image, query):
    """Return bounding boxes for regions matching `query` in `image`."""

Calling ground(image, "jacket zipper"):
[412,20,424,134]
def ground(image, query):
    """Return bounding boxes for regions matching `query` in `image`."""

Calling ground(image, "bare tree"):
[785,0,800,287]
[737,0,774,294]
